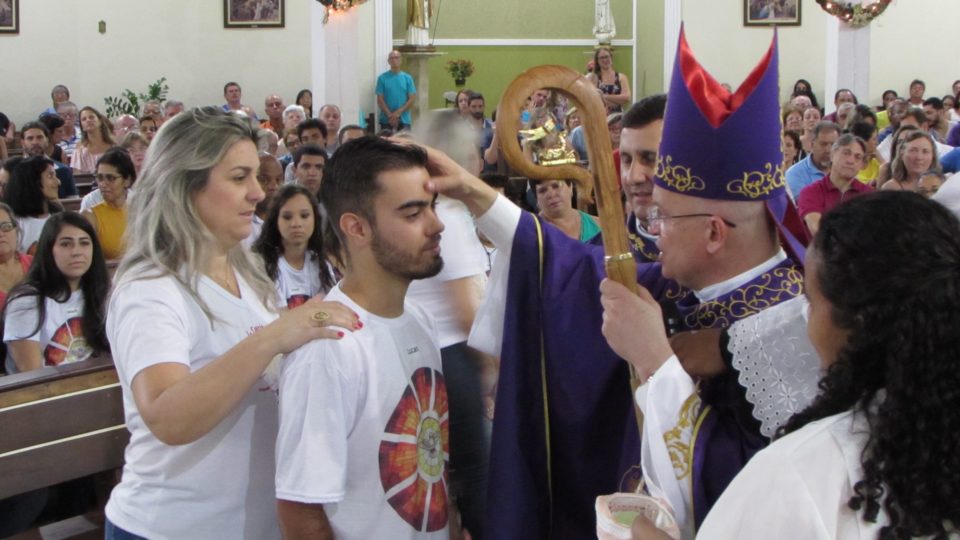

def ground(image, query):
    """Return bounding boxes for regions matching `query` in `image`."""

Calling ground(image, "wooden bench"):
[0,356,127,538]
[72,174,94,198]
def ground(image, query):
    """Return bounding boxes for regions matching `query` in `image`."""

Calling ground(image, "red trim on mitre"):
[678,28,778,129]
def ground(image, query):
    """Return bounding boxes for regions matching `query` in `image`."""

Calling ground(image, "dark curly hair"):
[252,184,334,291]
[779,192,960,538]
[2,212,110,355]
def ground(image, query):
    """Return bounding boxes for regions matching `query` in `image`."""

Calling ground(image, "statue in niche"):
[594,0,616,45]
[406,0,433,47]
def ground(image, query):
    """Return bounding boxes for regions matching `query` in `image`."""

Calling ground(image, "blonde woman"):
[104,108,359,540]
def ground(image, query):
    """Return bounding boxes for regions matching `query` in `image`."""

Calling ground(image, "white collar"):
[631,216,658,242]
[694,249,788,302]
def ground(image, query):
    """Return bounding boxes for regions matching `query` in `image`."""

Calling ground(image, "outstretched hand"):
[599,278,674,381]
[414,142,499,216]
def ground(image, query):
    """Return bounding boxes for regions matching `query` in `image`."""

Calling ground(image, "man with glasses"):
[425,31,812,538]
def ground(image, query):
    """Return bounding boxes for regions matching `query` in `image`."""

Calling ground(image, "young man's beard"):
[371,228,443,281]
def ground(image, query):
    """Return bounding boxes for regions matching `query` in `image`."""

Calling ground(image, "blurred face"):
[285,132,301,153]
[954,81,960,97]
[790,95,812,111]
[140,119,158,142]
[802,107,821,130]
[95,163,131,205]
[888,101,907,125]
[902,137,934,177]
[469,99,485,119]
[0,210,17,257]
[369,167,445,280]
[51,126,67,145]
[164,103,184,122]
[835,90,855,106]
[457,93,471,114]
[265,95,284,120]
[794,81,809,94]
[80,110,101,134]
[532,90,549,108]
[0,169,9,198]
[917,174,943,197]
[58,107,78,130]
[882,92,897,109]
[830,141,865,182]
[812,129,839,170]
[923,105,940,126]
[193,139,264,252]
[300,128,324,146]
[945,96,956,110]
[909,83,924,100]
[804,247,848,369]
[41,165,60,200]
[608,120,622,147]
[23,128,49,157]
[113,117,138,140]
[340,128,364,144]
[620,120,663,220]
[782,135,798,162]
[126,142,147,174]
[224,84,242,105]
[278,194,315,248]
[52,86,69,104]
[257,157,283,203]
[52,225,93,290]
[319,106,341,134]
[534,180,573,218]
[597,49,613,69]
[567,112,582,130]
[387,51,402,70]
[836,104,854,126]
[298,92,313,109]
[284,110,305,131]
[295,154,325,194]
[143,103,163,119]
[784,111,802,132]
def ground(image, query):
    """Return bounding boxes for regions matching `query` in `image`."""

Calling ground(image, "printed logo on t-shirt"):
[286,294,309,309]
[44,317,91,366]
[379,367,449,532]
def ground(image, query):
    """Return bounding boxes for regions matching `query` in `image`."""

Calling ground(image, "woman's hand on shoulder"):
[260,296,361,355]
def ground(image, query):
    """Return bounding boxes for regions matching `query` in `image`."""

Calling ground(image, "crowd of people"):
[0,40,959,540]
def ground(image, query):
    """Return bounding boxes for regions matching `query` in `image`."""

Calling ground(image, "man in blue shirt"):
[785,121,839,199]
[376,50,417,131]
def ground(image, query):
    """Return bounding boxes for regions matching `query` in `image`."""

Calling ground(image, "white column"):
[824,17,870,114]
[374,0,393,127]
[663,0,682,91]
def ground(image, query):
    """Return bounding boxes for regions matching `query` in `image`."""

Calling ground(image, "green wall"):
[393,0,633,39]
[635,0,665,96]
[418,46,633,112]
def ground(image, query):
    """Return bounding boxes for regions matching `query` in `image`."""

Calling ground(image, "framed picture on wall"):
[0,0,19,34]
[224,0,285,29]
[744,0,801,26]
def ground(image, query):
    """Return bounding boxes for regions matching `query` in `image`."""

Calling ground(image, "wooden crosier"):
[496,64,645,432]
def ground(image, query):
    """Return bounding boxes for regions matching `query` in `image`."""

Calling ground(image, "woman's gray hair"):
[115,107,277,320]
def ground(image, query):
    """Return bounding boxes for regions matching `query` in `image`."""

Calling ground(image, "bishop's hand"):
[600,278,674,381]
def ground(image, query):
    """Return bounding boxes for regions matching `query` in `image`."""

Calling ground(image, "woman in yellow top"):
[82,148,133,260]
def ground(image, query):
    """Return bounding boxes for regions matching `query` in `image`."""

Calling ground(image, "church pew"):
[0,356,127,502]
[58,197,82,213]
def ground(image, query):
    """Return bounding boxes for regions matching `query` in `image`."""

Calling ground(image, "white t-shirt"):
[3,289,91,373]
[242,214,264,249]
[407,196,489,347]
[276,253,323,308]
[275,284,450,539]
[698,410,882,539]
[18,215,50,253]
[105,269,281,540]
[80,188,104,212]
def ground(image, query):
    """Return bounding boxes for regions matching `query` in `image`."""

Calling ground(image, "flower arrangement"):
[815,0,893,28]
[446,59,475,82]
[317,0,369,23]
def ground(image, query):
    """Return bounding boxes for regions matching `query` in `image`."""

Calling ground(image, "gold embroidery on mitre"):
[725,162,786,199]
[656,155,706,193]
[664,392,702,480]
[684,266,804,329]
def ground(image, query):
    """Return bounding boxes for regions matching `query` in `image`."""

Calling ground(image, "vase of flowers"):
[446,59,475,87]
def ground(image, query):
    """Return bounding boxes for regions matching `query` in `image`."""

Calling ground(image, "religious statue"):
[594,0,616,45]
[406,0,432,47]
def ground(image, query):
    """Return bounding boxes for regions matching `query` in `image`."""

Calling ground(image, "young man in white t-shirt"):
[276,136,450,539]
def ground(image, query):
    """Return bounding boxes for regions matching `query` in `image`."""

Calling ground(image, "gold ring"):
[312,311,331,324]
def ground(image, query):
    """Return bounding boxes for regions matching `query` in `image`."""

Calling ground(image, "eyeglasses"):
[96,173,122,183]
[646,206,737,236]
[0,221,18,232]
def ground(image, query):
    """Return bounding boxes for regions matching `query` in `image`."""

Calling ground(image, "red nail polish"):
[357,321,364,329]
[337,331,344,338]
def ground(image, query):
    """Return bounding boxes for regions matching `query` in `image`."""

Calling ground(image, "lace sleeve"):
[727,296,822,438]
